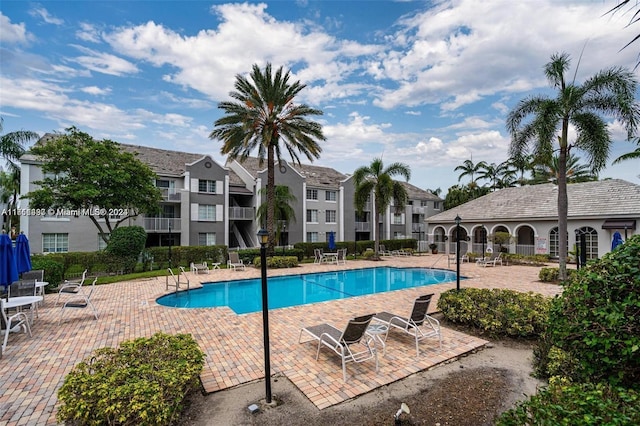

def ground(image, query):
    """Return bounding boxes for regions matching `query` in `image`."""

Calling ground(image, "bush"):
[253,256,299,268]
[503,253,549,266]
[544,234,640,389]
[147,245,228,269]
[539,267,576,282]
[30,255,64,287]
[57,332,205,426]
[437,288,551,337]
[105,226,147,273]
[497,382,640,426]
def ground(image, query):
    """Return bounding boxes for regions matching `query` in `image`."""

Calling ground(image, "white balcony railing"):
[355,221,370,232]
[143,218,181,232]
[229,207,254,220]
[412,206,425,214]
[158,188,181,202]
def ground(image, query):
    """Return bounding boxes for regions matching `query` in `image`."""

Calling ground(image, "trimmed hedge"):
[539,266,577,282]
[30,256,64,287]
[293,238,417,259]
[437,288,551,337]
[253,255,299,268]
[57,332,205,426]
[497,382,640,426]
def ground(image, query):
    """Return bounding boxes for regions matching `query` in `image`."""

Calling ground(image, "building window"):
[325,190,337,201]
[306,189,318,200]
[198,205,216,221]
[433,201,440,209]
[577,227,598,260]
[307,232,319,242]
[393,213,404,225]
[549,227,568,258]
[421,200,428,207]
[97,234,109,251]
[198,232,216,246]
[325,210,336,223]
[306,209,318,223]
[43,233,68,253]
[198,180,216,193]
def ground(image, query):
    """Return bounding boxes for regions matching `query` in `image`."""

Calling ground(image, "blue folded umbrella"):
[611,231,624,251]
[328,231,336,251]
[1,232,19,294]
[14,232,32,274]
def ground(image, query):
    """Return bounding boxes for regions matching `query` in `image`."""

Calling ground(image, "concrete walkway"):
[0,254,561,425]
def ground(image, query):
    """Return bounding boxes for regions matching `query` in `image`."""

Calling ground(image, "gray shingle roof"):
[399,181,442,201]
[230,156,347,188]
[428,179,640,223]
[119,144,205,177]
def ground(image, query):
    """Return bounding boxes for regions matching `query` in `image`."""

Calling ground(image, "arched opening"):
[549,227,568,259]
[433,227,447,253]
[516,226,535,256]
[577,226,598,260]
[473,226,488,254]
[449,226,469,254]
[489,225,511,253]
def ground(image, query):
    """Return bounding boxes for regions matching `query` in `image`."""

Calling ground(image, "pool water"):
[156,267,461,314]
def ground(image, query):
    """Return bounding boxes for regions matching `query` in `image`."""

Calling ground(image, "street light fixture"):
[168,224,172,268]
[454,215,461,291]
[282,223,287,256]
[574,229,581,270]
[257,228,272,404]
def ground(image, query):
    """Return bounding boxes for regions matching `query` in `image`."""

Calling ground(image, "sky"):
[1,0,640,193]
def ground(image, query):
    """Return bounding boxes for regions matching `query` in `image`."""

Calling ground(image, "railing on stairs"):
[166,267,190,293]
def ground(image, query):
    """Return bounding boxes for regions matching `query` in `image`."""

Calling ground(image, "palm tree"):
[454,159,487,184]
[353,158,411,258]
[507,153,534,186]
[477,161,514,190]
[506,52,639,280]
[613,136,640,164]
[532,153,597,184]
[210,63,325,251]
[0,117,39,230]
[256,185,297,247]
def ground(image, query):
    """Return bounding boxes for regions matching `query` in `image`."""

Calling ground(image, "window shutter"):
[216,205,223,222]
[190,179,199,193]
[216,180,223,194]
[191,203,199,221]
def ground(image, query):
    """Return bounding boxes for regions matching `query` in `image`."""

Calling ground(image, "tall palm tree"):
[0,117,39,230]
[507,152,534,186]
[256,185,297,247]
[506,52,639,280]
[210,63,325,251]
[353,158,411,258]
[532,153,597,184]
[477,161,514,190]
[454,159,487,184]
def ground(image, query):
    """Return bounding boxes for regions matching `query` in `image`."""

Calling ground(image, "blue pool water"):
[157,267,461,314]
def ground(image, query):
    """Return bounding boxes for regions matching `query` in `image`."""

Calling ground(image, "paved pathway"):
[0,255,561,425]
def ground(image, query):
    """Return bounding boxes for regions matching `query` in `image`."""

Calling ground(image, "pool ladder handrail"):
[166,267,190,293]
[428,254,447,269]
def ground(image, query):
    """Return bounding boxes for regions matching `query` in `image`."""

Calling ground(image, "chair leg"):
[341,348,347,383]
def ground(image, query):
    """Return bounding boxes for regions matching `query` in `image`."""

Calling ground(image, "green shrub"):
[253,255,299,268]
[57,332,205,426]
[148,245,228,269]
[105,226,147,273]
[293,238,416,259]
[545,234,640,389]
[503,253,549,266]
[362,249,376,259]
[539,267,576,282]
[30,255,64,287]
[497,382,640,426]
[437,288,551,337]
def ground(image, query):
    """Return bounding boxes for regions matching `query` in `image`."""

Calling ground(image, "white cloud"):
[76,22,102,43]
[0,12,30,44]
[28,6,64,25]
[70,45,139,76]
[80,86,111,96]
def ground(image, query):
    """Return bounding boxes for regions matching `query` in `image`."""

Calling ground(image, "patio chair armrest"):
[319,332,341,349]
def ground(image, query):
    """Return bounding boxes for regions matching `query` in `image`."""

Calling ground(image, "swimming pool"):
[157,267,461,314]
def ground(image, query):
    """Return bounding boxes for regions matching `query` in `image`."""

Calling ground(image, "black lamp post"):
[168,223,172,268]
[574,229,581,270]
[624,225,628,240]
[281,223,287,256]
[454,215,461,291]
[354,225,357,260]
[257,228,272,404]
[481,224,486,256]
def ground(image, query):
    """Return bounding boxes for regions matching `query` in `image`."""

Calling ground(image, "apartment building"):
[19,139,443,253]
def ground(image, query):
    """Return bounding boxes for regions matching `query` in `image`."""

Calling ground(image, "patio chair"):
[56,269,88,305]
[336,248,347,265]
[190,262,210,274]
[299,313,378,382]
[379,245,393,256]
[373,294,442,357]
[1,298,32,353]
[59,277,99,324]
[227,252,245,271]
[21,269,46,297]
[8,279,38,321]
[476,247,493,266]
[480,251,503,267]
[313,248,325,264]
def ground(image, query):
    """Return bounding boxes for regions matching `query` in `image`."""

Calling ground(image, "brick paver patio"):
[0,254,562,425]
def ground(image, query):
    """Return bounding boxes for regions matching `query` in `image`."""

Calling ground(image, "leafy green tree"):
[506,52,639,280]
[443,184,490,210]
[532,153,597,184]
[0,117,39,230]
[454,159,487,184]
[353,158,410,258]
[256,185,296,246]
[25,127,162,244]
[211,63,325,252]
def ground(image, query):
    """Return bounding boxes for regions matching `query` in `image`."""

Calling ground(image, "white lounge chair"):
[59,277,99,323]
[190,262,210,274]
[373,294,442,357]
[56,269,88,305]
[480,251,503,267]
[227,252,245,271]
[1,299,32,353]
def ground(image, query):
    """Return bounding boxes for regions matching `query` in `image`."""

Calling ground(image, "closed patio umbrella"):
[611,231,624,251]
[1,231,18,298]
[328,231,336,251]
[14,232,32,274]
